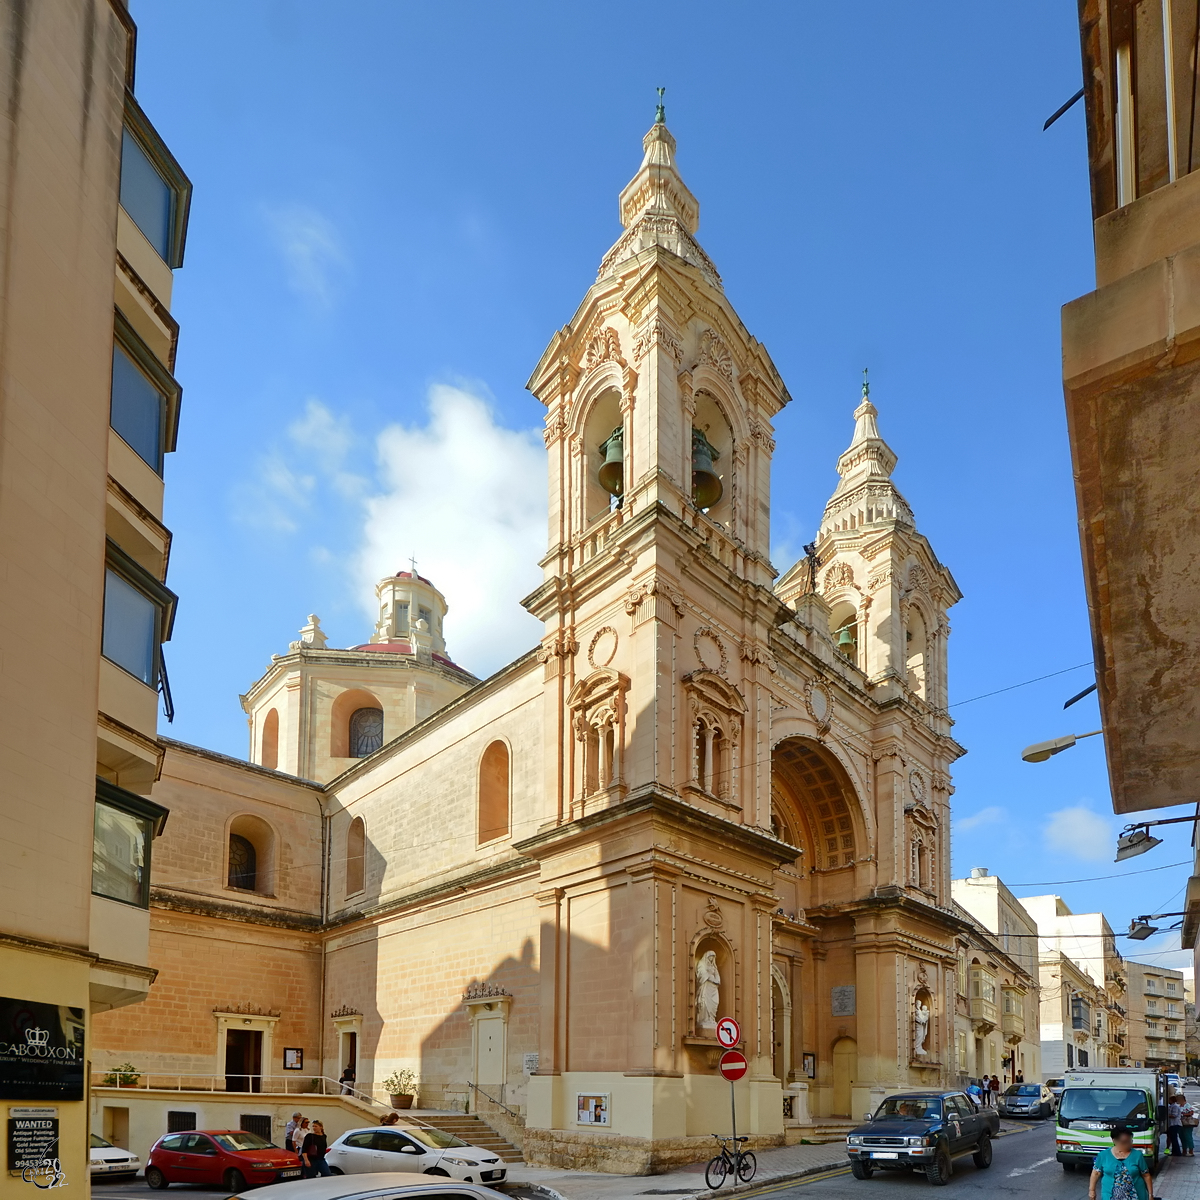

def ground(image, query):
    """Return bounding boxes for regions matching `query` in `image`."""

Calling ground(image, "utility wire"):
[1007,860,1190,887]
[949,661,1094,709]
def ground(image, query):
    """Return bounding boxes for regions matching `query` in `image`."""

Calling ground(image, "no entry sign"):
[719,1050,748,1081]
[715,1017,741,1048]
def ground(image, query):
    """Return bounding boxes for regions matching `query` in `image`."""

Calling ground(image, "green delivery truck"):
[1056,1068,1167,1173]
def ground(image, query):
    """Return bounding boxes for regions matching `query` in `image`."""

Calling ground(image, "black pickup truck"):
[845,1091,1001,1185]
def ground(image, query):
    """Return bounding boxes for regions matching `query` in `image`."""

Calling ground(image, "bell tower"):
[521,105,799,1162]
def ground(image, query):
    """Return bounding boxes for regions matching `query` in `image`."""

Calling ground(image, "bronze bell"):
[691,428,723,509]
[836,624,856,653]
[597,425,624,498]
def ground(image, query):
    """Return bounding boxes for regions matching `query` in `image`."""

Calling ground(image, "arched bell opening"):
[583,387,623,523]
[828,600,860,667]
[692,390,733,528]
[906,607,928,698]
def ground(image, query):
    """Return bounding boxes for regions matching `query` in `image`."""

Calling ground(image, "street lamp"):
[1113,813,1200,862]
[1021,729,1103,763]
[1126,912,1187,941]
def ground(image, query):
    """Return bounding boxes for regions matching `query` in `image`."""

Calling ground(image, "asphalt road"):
[746,1123,1079,1200]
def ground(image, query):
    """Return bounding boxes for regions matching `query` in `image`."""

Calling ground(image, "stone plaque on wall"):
[831,985,856,1016]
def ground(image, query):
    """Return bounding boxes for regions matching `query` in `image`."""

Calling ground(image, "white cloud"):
[288,399,365,498]
[956,806,1004,833]
[264,204,347,305]
[1043,804,1115,862]
[355,384,546,677]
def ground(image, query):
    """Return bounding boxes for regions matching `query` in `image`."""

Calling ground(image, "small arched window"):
[228,834,257,890]
[261,708,279,771]
[346,816,365,896]
[906,610,928,698]
[348,707,384,758]
[478,741,510,844]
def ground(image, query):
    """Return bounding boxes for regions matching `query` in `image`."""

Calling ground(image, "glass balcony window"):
[111,344,164,472]
[92,780,168,909]
[119,98,191,269]
[101,541,177,688]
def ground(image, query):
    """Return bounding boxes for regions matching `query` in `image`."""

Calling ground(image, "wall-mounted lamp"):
[1021,729,1102,763]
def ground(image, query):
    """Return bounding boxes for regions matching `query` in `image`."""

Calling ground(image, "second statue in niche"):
[696,950,721,1035]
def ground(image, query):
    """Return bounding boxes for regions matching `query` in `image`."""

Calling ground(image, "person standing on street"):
[1167,1094,1185,1157]
[989,1075,1001,1107]
[1090,1127,1152,1200]
[1180,1093,1198,1156]
[301,1121,331,1178]
[1015,1071,1025,1085]
[285,1113,303,1154]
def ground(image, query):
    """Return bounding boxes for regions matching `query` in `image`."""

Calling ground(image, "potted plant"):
[382,1069,417,1109]
[102,1062,140,1088]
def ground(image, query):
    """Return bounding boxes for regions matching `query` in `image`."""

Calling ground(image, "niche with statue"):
[685,928,738,1066]
[911,986,936,1066]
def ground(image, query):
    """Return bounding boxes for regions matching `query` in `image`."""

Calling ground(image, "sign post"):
[718,1023,748,1177]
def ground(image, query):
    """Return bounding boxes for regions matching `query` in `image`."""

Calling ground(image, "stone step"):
[411,1112,523,1163]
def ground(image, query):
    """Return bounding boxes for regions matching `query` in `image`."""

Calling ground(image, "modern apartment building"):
[0,1,189,1192]
[1124,961,1186,1073]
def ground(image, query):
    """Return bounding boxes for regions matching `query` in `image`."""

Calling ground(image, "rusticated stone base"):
[522,1127,785,1175]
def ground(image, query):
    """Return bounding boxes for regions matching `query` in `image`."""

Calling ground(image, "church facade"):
[93,111,967,1173]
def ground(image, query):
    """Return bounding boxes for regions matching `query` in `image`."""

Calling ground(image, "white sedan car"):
[89,1133,140,1180]
[326,1125,507,1186]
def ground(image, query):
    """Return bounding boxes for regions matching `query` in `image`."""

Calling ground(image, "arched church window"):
[348,707,384,758]
[345,816,365,895]
[906,610,928,698]
[261,708,279,771]
[228,834,256,891]
[478,741,510,843]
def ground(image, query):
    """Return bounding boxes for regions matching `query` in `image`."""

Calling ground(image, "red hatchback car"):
[146,1130,301,1191]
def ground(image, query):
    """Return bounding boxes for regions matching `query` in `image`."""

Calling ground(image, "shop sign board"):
[0,999,85,1101]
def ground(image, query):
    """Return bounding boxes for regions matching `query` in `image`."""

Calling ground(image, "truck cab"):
[1056,1068,1165,1173]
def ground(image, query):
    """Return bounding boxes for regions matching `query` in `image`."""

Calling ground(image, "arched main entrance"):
[832,1036,857,1117]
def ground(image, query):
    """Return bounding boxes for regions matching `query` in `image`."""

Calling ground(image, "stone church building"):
[93,111,968,1172]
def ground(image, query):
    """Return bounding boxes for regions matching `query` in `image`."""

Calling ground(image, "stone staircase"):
[413,1111,523,1163]
[785,1118,856,1145]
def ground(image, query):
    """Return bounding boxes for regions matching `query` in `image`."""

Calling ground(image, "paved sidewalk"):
[505,1121,1031,1200]
[1159,1149,1200,1200]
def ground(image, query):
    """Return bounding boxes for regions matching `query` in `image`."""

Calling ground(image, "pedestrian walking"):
[380,1112,400,1126]
[989,1075,1001,1107]
[966,1081,984,1109]
[339,1064,356,1095]
[284,1112,303,1154]
[1089,1127,1153,1200]
[1015,1071,1025,1085]
[1167,1093,1185,1158]
[301,1121,331,1179]
[1181,1093,1198,1156]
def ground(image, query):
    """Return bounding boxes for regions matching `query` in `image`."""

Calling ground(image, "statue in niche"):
[696,950,721,1035]
[913,997,931,1058]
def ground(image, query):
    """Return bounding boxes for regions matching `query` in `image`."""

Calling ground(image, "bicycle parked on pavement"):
[705,1134,756,1188]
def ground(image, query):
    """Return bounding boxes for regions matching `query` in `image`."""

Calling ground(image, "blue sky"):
[130,1,1192,969]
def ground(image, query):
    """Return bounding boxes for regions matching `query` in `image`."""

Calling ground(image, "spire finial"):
[862,367,870,399]
[655,86,666,125]
[409,553,418,577]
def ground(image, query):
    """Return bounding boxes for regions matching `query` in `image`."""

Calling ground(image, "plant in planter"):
[102,1062,141,1088]
[382,1069,418,1109]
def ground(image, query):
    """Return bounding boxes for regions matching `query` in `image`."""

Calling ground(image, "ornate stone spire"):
[597,105,722,288]
[819,382,914,536]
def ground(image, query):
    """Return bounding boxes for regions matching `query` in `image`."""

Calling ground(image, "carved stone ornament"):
[463,981,511,1001]
[632,318,682,364]
[703,897,724,929]
[587,626,619,670]
[867,566,894,593]
[909,769,928,805]
[805,679,833,732]
[698,329,734,381]
[749,418,776,455]
[694,627,728,675]
[543,408,569,447]
[624,577,685,619]
[740,638,777,672]
[908,564,930,595]
[916,961,930,988]
[822,561,855,595]
[584,325,625,373]
[537,633,578,664]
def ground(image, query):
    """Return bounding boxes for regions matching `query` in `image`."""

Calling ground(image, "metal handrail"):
[466,1081,520,1121]
[91,1072,383,1108]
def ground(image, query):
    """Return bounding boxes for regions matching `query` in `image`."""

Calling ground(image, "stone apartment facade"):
[93,111,972,1173]
[1124,961,1186,1073]
[0,1,189,1193]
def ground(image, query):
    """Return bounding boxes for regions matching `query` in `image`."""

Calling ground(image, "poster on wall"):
[283,1049,303,1070]
[0,999,85,1101]
[576,1094,609,1126]
[803,1053,816,1079]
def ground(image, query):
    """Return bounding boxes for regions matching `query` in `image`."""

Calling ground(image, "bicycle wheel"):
[737,1151,757,1182]
[705,1154,729,1189]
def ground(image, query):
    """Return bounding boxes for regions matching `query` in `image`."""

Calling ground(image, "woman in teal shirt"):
[1089,1128,1153,1200]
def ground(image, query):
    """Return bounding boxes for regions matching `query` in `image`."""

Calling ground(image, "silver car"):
[234,1175,508,1200]
[89,1133,140,1180]
[326,1126,507,1186]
